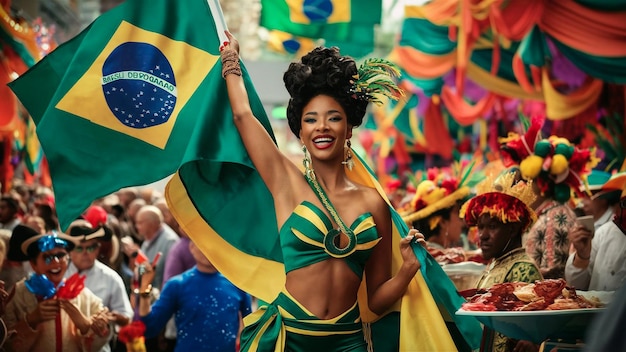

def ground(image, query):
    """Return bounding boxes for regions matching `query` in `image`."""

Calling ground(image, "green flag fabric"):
[260,0,381,57]
[261,0,381,39]
[9,0,272,230]
[166,149,482,350]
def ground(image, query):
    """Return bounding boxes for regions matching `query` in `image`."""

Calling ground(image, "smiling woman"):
[217,29,479,351]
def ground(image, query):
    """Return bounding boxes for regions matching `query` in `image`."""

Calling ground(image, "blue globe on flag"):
[101,42,177,129]
[303,0,333,23]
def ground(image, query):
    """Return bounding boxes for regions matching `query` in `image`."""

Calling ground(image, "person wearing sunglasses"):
[3,224,111,351]
[65,219,134,352]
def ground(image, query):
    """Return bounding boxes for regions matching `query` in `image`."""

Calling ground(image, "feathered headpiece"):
[461,172,537,232]
[401,161,484,228]
[499,115,543,167]
[349,58,404,105]
[500,118,599,203]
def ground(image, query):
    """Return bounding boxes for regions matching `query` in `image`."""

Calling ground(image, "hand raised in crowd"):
[569,225,593,261]
[121,236,140,258]
[58,299,93,334]
[136,261,156,290]
[26,299,60,328]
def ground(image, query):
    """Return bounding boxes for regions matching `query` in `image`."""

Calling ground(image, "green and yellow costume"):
[167,149,482,351]
[280,201,380,277]
[239,199,379,351]
[163,71,482,350]
[242,290,367,351]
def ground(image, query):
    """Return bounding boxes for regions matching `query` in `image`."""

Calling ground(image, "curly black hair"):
[283,47,368,136]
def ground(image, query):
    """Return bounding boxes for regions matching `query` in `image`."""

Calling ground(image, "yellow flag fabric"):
[167,148,482,350]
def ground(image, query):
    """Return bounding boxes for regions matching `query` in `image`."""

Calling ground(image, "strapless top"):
[279,201,381,277]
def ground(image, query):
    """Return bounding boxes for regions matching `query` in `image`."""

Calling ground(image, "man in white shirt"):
[577,170,619,230]
[65,219,134,352]
[566,174,626,291]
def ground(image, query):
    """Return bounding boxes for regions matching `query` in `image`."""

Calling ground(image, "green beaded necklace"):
[305,172,357,258]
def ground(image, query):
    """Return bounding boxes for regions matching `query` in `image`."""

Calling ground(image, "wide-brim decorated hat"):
[66,219,113,242]
[602,171,626,198]
[460,172,537,232]
[582,170,611,192]
[8,225,77,262]
[401,161,484,227]
[66,219,118,264]
[601,171,626,191]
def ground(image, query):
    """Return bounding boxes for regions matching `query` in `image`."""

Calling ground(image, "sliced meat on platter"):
[461,279,603,311]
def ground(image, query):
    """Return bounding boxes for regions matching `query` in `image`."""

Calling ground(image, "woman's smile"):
[312,135,336,149]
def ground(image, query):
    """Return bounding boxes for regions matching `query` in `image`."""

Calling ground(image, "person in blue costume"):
[212,31,482,351]
[136,240,251,352]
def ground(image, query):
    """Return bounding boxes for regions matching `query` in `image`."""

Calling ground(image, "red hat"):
[83,206,108,228]
[461,172,537,232]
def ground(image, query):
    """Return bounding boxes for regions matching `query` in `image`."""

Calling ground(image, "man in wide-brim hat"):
[577,170,621,231]
[3,224,111,351]
[65,219,133,345]
[566,172,626,291]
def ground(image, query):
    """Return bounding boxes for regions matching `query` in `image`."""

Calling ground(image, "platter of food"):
[456,279,613,343]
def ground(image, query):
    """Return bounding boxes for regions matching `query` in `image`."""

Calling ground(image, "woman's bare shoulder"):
[354,183,389,219]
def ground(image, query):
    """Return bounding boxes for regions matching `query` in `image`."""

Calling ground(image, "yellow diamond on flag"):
[56,21,218,149]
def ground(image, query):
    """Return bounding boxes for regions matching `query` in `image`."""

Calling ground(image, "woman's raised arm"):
[221,31,296,197]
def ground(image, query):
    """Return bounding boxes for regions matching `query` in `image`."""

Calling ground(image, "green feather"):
[353,58,404,105]
[458,160,476,187]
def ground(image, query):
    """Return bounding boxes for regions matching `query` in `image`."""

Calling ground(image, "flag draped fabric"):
[9,0,269,230]
[260,0,381,57]
[167,149,482,350]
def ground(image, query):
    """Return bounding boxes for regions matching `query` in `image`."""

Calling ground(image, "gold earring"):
[342,139,354,171]
[302,144,315,180]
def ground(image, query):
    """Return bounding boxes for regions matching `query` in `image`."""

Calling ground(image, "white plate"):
[456,308,604,343]
[455,290,614,343]
[456,307,603,317]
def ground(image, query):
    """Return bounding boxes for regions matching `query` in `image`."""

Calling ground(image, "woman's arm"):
[221,31,298,199]
[363,196,422,315]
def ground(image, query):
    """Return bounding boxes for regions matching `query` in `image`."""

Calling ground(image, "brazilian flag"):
[260,0,382,57]
[9,0,273,230]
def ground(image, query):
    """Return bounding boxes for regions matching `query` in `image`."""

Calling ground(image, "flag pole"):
[207,0,229,44]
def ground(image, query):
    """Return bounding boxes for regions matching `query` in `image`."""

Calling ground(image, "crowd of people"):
[0,32,623,352]
[0,184,251,352]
